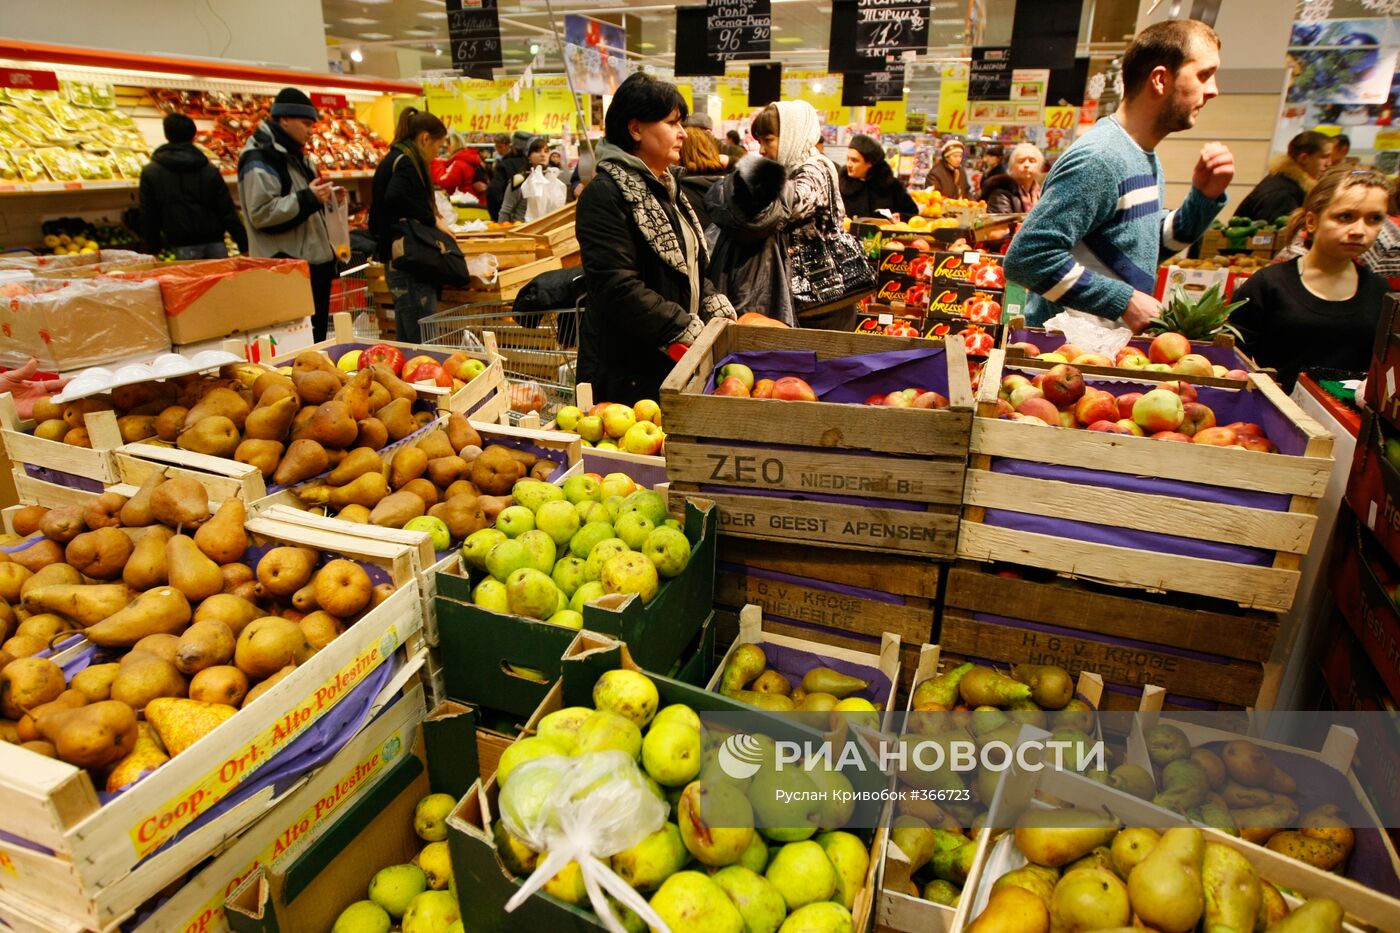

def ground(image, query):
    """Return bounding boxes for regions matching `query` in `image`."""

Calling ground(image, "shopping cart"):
[334,261,381,339]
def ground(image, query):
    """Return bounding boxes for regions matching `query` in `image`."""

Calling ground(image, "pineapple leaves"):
[1146,282,1248,341]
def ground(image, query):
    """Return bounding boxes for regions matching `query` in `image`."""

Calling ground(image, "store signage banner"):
[0,68,59,92]
[842,62,904,106]
[937,78,969,134]
[311,93,348,111]
[446,0,503,78]
[969,46,1012,102]
[829,0,929,73]
[563,15,630,96]
[706,0,772,62]
[748,63,782,107]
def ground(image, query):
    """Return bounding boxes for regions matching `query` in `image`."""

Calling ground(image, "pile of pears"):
[718,642,882,718]
[296,410,558,543]
[966,813,1345,933]
[492,668,871,933]
[330,793,463,933]
[31,351,456,488]
[458,473,693,632]
[1142,725,1354,874]
[0,474,394,793]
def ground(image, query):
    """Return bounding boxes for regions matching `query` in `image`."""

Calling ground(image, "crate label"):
[740,577,866,629]
[717,505,940,544]
[704,451,926,496]
[1013,628,1179,687]
[178,728,404,933]
[130,628,398,858]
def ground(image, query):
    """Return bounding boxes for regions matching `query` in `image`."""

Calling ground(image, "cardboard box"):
[114,258,314,346]
[0,278,169,371]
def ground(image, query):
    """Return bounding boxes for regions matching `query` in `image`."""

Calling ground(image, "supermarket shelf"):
[0,170,375,196]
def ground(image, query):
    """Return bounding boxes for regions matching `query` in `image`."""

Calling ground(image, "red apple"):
[1158,380,1198,403]
[1224,421,1263,438]
[1132,389,1185,432]
[1149,332,1191,365]
[589,402,612,417]
[714,376,751,397]
[1040,364,1086,408]
[772,376,817,401]
[1224,369,1250,380]
[995,398,1015,418]
[1074,390,1118,427]
[1116,392,1143,420]
[404,361,452,388]
[1031,373,1046,389]
[864,392,887,406]
[913,391,949,409]
[1115,346,1149,367]
[884,389,918,407]
[1179,402,1217,437]
[1193,426,1239,446]
[753,379,776,399]
[1088,420,1132,434]
[1058,344,1084,363]
[1152,431,1193,442]
[1072,353,1114,368]
[442,351,471,374]
[1116,419,1146,436]
[1172,354,1215,378]
[1239,435,1276,453]
[1017,396,1061,425]
[1000,374,1032,400]
[1007,342,1041,358]
[1058,410,1077,429]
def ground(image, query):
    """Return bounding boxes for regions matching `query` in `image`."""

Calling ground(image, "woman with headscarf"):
[979,143,1045,214]
[706,99,856,329]
[928,138,972,200]
[839,134,917,219]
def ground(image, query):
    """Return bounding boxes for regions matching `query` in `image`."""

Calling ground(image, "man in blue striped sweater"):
[1005,19,1235,332]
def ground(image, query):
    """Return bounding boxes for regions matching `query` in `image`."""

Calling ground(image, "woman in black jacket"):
[369,108,449,344]
[838,134,916,219]
[576,74,735,404]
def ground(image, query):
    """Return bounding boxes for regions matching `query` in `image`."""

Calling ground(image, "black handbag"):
[391,218,471,287]
[787,167,876,315]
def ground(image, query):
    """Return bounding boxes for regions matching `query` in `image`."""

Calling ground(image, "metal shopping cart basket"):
[420,269,585,425]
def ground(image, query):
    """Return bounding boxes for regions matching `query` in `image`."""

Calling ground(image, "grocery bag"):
[325,196,352,264]
[523,165,567,222]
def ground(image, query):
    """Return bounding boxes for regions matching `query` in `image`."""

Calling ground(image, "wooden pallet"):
[959,350,1334,612]
[662,319,974,558]
[454,233,550,269]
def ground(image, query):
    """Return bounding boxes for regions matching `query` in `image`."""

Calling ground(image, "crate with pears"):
[0,474,425,931]
[447,629,890,933]
[952,741,1400,933]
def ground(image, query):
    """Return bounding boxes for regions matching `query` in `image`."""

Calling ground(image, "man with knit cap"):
[238,87,340,340]
[486,129,534,220]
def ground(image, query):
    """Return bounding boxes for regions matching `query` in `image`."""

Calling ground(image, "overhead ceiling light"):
[639,41,656,49]
[530,43,540,55]
[356,0,391,4]
[776,36,803,43]
[403,27,437,36]
[811,80,825,93]
[903,86,910,93]
[359,32,392,40]
[432,46,443,56]
[341,17,377,25]
[350,48,364,62]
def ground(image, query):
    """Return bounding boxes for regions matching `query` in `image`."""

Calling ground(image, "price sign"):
[311,93,348,111]
[969,46,1012,102]
[0,69,59,92]
[843,62,904,106]
[706,0,771,62]
[937,78,969,134]
[829,0,929,73]
[447,0,503,77]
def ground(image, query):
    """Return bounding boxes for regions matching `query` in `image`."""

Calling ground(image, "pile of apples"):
[1007,332,1251,381]
[330,793,463,933]
[0,477,394,792]
[997,364,1278,451]
[712,364,818,401]
[863,387,950,409]
[556,399,665,456]
[492,668,871,933]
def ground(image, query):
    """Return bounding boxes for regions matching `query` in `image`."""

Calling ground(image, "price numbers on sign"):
[1045,107,1075,130]
[706,0,772,62]
[447,0,503,73]
[854,0,929,57]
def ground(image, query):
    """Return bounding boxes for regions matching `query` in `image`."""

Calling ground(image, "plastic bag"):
[499,751,669,933]
[435,189,456,224]
[466,252,499,284]
[1041,309,1134,358]
[325,196,351,264]
[522,165,567,222]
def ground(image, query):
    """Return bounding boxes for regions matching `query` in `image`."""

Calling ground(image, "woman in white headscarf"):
[705,100,854,329]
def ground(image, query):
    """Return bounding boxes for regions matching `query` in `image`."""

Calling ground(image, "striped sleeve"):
[1159,186,1227,259]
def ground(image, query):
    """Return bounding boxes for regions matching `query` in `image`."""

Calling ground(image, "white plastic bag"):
[522,165,567,222]
[1041,309,1134,358]
[324,197,351,263]
[435,189,457,224]
[499,751,669,933]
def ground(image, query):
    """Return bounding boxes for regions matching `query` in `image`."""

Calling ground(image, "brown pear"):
[106,722,170,792]
[194,593,262,636]
[21,563,81,598]
[117,415,158,443]
[0,563,27,604]
[430,496,489,540]
[355,417,388,450]
[167,535,225,602]
[175,620,236,675]
[70,662,121,702]
[253,371,296,401]
[30,397,62,422]
[194,499,248,564]
[2,635,46,658]
[334,370,374,421]
[329,447,384,486]
[110,655,186,711]
[178,416,240,458]
[293,369,342,405]
[0,656,65,718]
[16,613,76,644]
[329,471,390,509]
[300,611,345,650]
[220,562,255,592]
[256,547,319,597]
[147,697,236,756]
[389,446,429,488]
[154,406,189,442]
[11,506,48,537]
[82,491,128,530]
[530,460,556,481]
[471,446,525,495]
[150,476,211,528]
[183,387,251,431]
[377,397,419,441]
[235,617,313,680]
[290,405,319,436]
[295,401,358,448]
[190,666,248,706]
[65,426,92,447]
[65,527,134,580]
[11,537,64,572]
[131,633,181,665]
[426,456,469,488]
[235,439,285,479]
[40,507,86,543]
[400,479,440,508]
[369,363,418,403]
[24,582,136,626]
[273,439,330,486]
[338,505,371,523]
[37,700,138,768]
[124,526,173,590]
[120,472,164,527]
[255,381,297,410]
[416,430,456,461]
[63,397,111,429]
[34,419,68,441]
[445,480,480,500]
[86,587,192,648]
[17,689,86,741]
[446,413,482,454]
[230,581,261,603]
[242,665,296,707]
[370,490,426,528]
[243,396,298,441]
[289,581,318,613]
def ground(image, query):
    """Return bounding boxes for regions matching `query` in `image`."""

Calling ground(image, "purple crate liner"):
[983,509,1272,566]
[716,561,907,606]
[712,346,953,402]
[755,636,893,708]
[1100,681,1222,711]
[991,457,1288,512]
[22,463,104,492]
[1008,329,1246,370]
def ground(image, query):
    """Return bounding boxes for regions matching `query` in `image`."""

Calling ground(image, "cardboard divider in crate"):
[959,350,1334,612]
[435,498,717,717]
[0,517,424,932]
[713,536,937,692]
[223,695,479,933]
[1124,715,1400,899]
[661,319,974,558]
[0,392,123,486]
[940,562,1282,711]
[445,629,890,933]
[1327,514,1400,711]
[1001,314,1263,387]
[952,748,1400,932]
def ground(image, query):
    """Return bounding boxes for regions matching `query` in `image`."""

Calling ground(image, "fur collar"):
[596,160,706,276]
[1269,154,1317,194]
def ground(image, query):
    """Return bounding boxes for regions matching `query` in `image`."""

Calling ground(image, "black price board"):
[675,7,726,76]
[842,63,903,106]
[829,0,929,74]
[1009,0,1081,70]
[969,46,1012,101]
[447,0,502,77]
[748,63,782,107]
[706,0,771,62]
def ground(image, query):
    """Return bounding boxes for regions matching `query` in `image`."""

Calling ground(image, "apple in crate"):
[1016,396,1059,425]
[1225,421,1263,438]
[1132,389,1185,432]
[621,421,665,455]
[633,399,662,425]
[1007,341,1041,358]
[714,376,751,397]
[576,415,605,443]
[717,363,755,391]
[1172,354,1214,377]
[1149,332,1191,365]
[1000,374,1032,400]
[772,377,817,401]
[1041,364,1085,408]
[556,405,583,431]
[1088,420,1133,434]
[601,404,637,439]
[1074,390,1118,427]
[1180,402,1216,437]
[1158,380,1198,402]
[912,390,948,409]
[1239,435,1276,453]
[1072,353,1113,367]
[1225,369,1250,380]
[457,358,487,380]
[1007,384,1043,409]
[1152,431,1193,442]
[1116,419,1145,436]
[885,389,918,407]
[1194,426,1238,446]
[1058,344,1083,362]
[1115,346,1149,367]
[1116,392,1142,420]
[753,379,776,399]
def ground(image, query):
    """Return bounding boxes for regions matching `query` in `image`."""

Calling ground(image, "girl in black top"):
[1231,167,1391,390]
[370,108,450,343]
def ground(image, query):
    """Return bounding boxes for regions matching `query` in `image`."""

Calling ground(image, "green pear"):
[621,489,668,525]
[516,529,557,574]
[401,890,459,933]
[1049,698,1095,734]
[1263,897,1344,932]
[1202,842,1261,933]
[677,780,755,866]
[1110,827,1160,880]
[815,831,870,910]
[584,537,629,581]
[569,521,616,559]
[534,500,581,547]
[1144,723,1192,766]
[806,761,855,829]
[750,767,822,843]
[650,871,744,933]
[570,580,607,612]
[473,578,510,613]
[511,479,564,512]
[738,832,769,873]
[991,864,1057,908]
[593,669,659,727]
[1050,867,1131,932]
[1013,808,1120,868]
[779,902,854,933]
[550,556,587,597]
[765,840,837,911]
[575,709,642,759]
[958,666,1032,706]
[712,866,787,933]
[1128,827,1205,933]
[332,901,391,933]
[536,706,593,754]
[496,735,567,786]
[610,822,688,891]
[1108,764,1156,801]
[923,879,960,906]
[891,816,936,872]
[643,720,702,787]
[461,528,507,571]
[653,704,702,732]
[367,864,427,920]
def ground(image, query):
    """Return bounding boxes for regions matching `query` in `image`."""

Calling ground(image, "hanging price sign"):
[447,0,503,78]
[829,0,929,73]
[706,0,771,62]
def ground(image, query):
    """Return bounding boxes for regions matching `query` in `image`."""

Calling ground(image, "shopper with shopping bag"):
[499,138,550,223]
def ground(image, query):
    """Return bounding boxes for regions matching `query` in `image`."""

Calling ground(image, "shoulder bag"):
[787,166,876,315]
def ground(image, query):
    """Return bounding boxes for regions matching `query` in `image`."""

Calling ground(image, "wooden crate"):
[714,536,938,693]
[511,201,577,254]
[0,394,123,486]
[0,517,424,932]
[940,562,1282,710]
[1200,226,1279,260]
[661,319,975,558]
[455,233,550,269]
[959,350,1334,612]
[441,255,563,304]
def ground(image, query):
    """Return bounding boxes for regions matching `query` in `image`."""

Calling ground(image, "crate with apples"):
[662,319,975,559]
[959,350,1334,612]
[554,381,667,462]
[940,561,1283,712]
[0,477,425,931]
[1003,322,1262,389]
[445,629,890,933]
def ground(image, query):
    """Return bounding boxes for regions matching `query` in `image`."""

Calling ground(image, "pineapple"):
[1149,283,1247,341]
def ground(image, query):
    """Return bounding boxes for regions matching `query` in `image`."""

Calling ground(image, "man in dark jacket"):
[486,130,532,220]
[140,113,247,258]
[1234,131,1334,222]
